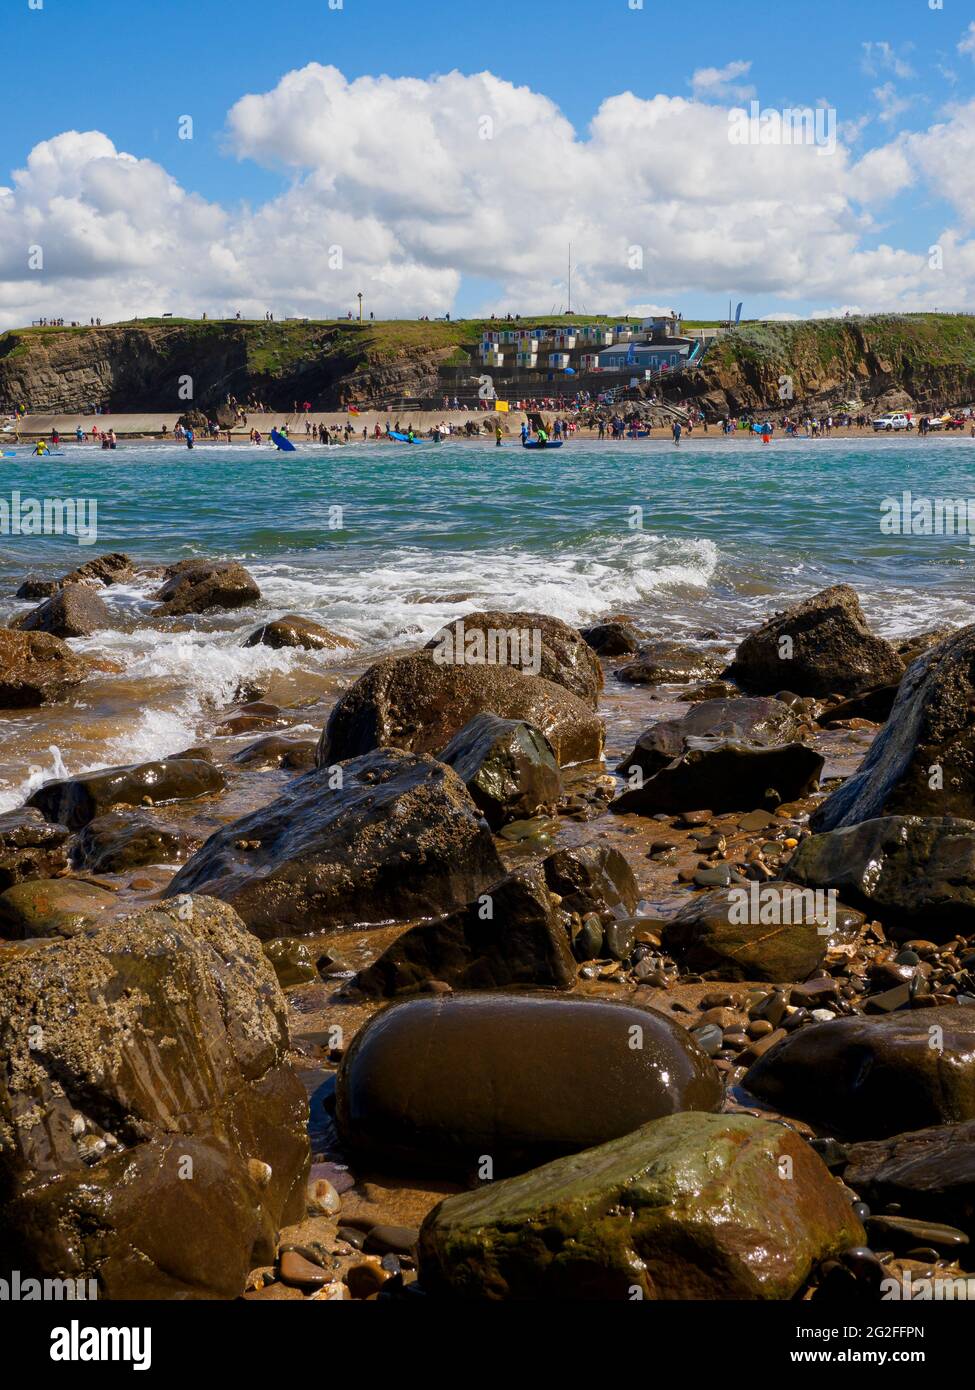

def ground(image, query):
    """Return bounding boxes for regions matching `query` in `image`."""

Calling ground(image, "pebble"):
[690,1023,724,1057]
[337,1226,366,1250]
[363,1224,419,1257]
[746,1019,774,1039]
[865,1216,969,1253]
[739,1027,787,1063]
[694,865,732,888]
[810,1008,836,1022]
[677,810,713,827]
[307,1177,342,1216]
[346,1258,391,1299]
[279,1249,330,1290]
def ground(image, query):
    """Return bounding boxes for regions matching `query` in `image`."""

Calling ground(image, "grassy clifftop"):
[1,312,973,413]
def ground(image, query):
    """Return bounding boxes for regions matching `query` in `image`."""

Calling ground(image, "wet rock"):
[417,1111,863,1300]
[611,740,823,816]
[28,757,225,831]
[0,896,309,1298]
[424,611,603,707]
[318,650,603,767]
[818,684,900,726]
[616,697,801,781]
[895,627,954,668]
[263,937,319,988]
[336,992,722,1177]
[167,749,505,939]
[232,735,317,770]
[437,712,561,830]
[0,809,70,891]
[579,622,640,657]
[744,1008,975,1140]
[662,884,863,982]
[787,816,975,937]
[152,559,261,616]
[616,641,725,686]
[354,866,575,997]
[0,629,92,707]
[74,811,200,873]
[243,615,354,651]
[12,583,114,639]
[844,1120,975,1232]
[810,626,975,830]
[16,552,133,600]
[541,842,639,920]
[0,877,118,938]
[726,585,902,697]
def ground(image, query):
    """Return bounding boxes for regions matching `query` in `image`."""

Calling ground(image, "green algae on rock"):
[418,1111,864,1299]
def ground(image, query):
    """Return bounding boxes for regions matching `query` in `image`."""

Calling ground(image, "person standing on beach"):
[495,423,503,447]
[672,421,682,446]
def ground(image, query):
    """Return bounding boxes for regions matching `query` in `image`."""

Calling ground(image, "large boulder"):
[418,1112,864,1300]
[12,583,114,639]
[16,552,132,600]
[0,878,119,938]
[662,883,864,983]
[616,641,725,686]
[810,626,975,831]
[611,740,823,816]
[437,712,561,829]
[616,697,801,781]
[152,559,261,616]
[726,585,902,697]
[844,1120,975,1233]
[0,896,309,1298]
[74,811,201,874]
[0,809,70,891]
[335,992,722,1177]
[354,866,575,997]
[0,629,91,707]
[425,611,603,707]
[744,1008,975,1140]
[787,815,975,936]
[167,749,505,938]
[318,650,604,767]
[243,615,354,652]
[28,757,225,831]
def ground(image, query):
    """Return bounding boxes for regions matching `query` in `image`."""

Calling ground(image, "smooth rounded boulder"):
[418,1112,864,1300]
[336,992,723,1176]
[744,1008,975,1140]
[726,584,902,697]
[28,757,225,830]
[318,650,604,767]
[167,748,505,938]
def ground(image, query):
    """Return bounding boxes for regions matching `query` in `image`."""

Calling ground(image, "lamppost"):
[357,292,363,322]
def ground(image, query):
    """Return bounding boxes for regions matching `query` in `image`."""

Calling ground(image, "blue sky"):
[1,0,973,323]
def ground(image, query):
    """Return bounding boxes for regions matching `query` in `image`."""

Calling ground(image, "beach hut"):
[516,350,538,368]
[579,353,601,371]
[554,333,577,350]
[548,352,571,370]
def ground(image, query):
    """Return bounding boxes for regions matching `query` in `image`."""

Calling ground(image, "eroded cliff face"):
[0,321,458,413]
[681,317,975,416]
[3,314,974,416]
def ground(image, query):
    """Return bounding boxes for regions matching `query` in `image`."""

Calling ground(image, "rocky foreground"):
[3,570,975,1301]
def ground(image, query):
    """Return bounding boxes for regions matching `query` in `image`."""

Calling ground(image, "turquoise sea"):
[0,434,972,808]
